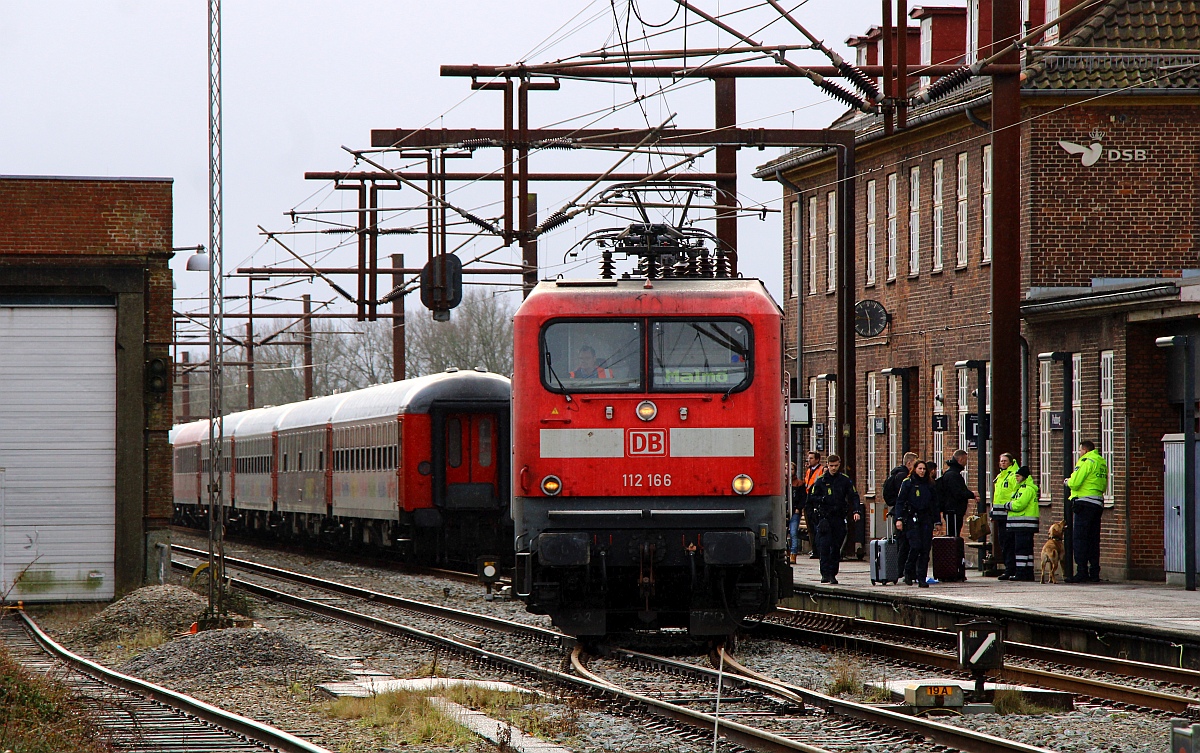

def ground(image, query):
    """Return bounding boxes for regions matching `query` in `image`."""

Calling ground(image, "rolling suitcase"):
[931,535,966,582]
[870,537,901,585]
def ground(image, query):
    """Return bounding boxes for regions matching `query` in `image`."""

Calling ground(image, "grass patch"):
[0,645,111,753]
[827,656,862,696]
[992,688,1054,715]
[322,691,475,747]
[95,628,169,661]
[320,685,585,747]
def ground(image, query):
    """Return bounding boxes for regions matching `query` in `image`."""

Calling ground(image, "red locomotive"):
[512,220,791,636]
[172,369,511,564]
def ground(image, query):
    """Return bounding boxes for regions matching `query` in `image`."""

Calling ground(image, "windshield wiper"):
[545,352,573,402]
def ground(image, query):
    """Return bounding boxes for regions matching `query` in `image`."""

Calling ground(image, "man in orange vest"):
[801,451,824,559]
[570,345,611,379]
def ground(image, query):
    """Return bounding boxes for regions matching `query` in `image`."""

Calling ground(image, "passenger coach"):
[512,277,790,635]
[173,369,511,564]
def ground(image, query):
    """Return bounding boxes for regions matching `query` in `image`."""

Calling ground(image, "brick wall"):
[776,96,1200,578]
[1026,103,1200,286]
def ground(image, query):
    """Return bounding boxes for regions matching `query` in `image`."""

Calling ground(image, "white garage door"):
[0,305,116,601]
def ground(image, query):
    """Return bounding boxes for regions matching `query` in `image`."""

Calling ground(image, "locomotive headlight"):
[541,475,562,496]
[732,474,754,495]
[636,400,658,421]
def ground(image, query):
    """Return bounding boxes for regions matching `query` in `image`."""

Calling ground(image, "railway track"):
[169,525,511,588]
[0,611,331,753]
[764,607,1200,717]
[171,546,1064,753]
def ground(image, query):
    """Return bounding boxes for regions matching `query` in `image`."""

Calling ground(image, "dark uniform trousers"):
[1000,521,1017,576]
[815,517,847,581]
[1012,529,1036,580]
[1072,500,1104,579]
[903,519,934,582]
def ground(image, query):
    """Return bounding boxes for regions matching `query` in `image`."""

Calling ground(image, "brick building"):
[757,0,1200,580]
[0,176,174,599]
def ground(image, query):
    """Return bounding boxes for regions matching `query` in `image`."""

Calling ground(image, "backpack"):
[882,467,906,507]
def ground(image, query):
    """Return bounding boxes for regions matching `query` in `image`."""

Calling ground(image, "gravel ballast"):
[68,585,206,647]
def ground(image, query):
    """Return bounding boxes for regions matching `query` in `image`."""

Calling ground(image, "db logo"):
[628,430,666,456]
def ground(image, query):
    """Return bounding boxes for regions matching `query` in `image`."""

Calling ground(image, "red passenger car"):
[512,272,791,636]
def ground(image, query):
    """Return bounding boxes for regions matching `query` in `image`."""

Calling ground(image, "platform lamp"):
[1156,336,1197,592]
[1038,352,1075,580]
[187,244,230,625]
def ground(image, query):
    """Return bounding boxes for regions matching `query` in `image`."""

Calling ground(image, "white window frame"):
[888,374,900,471]
[957,367,971,467]
[932,159,944,272]
[866,180,877,286]
[807,196,818,295]
[827,380,838,456]
[982,145,993,262]
[933,365,945,463]
[809,377,818,452]
[1039,360,1052,500]
[1072,352,1083,453]
[908,166,921,276]
[1100,350,1115,500]
[1045,0,1061,42]
[886,173,898,280]
[867,372,878,492]
[919,17,933,90]
[985,361,993,496]
[826,191,837,293]
[956,153,969,268]
[790,201,800,298]
[967,0,980,63]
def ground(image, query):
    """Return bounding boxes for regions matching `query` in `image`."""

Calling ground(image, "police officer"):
[895,460,936,587]
[1063,440,1109,583]
[1002,466,1040,581]
[808,454,863,585]
[991,452,1019,578]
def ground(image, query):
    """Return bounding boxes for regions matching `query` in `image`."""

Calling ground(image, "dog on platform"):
[1040,520,1065,584]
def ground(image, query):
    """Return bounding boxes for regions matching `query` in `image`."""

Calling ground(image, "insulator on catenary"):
[838,61,880,101]
[814,76,874,112]
[537,210,571,234]
[919,65,976,104]
[458,138,502,149]
[534,138,578,150]
[460,211,499,234]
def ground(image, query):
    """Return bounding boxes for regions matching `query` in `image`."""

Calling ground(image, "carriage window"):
[478,417,493,467]
[541,320,643,392]
[650,319,752,393]
[447,418,462,468]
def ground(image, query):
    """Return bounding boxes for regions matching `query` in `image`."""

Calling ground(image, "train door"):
[440,413,498,508]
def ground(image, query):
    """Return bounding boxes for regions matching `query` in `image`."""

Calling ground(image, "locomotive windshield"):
[651,319,751,392]
[542,320,643,391]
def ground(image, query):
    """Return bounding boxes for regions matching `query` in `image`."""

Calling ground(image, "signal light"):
[541,475,562,496]
[146,358,170,394]
[732,474,754,495]
[636,400,658,421]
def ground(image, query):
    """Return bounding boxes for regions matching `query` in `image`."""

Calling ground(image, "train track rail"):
[0,611,331,753]
[170,547,1062,753]
[765,607,1200,716]
[169,526,510,588]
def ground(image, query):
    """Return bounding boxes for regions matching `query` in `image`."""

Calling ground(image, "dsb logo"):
[628,430,666,456]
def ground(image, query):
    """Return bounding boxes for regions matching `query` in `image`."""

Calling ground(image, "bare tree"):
[405,288,515,377]
[175,287,515,423]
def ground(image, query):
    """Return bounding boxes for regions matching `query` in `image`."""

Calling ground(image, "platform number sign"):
[1172,719,1200,753]
[957,620,1004,672]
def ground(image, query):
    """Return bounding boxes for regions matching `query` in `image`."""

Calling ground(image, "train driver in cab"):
[570,345,611,379]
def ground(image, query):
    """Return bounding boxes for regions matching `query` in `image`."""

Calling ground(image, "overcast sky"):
[2,0,886,354]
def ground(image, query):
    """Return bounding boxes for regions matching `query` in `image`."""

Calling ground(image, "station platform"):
[784,553,1200,664]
